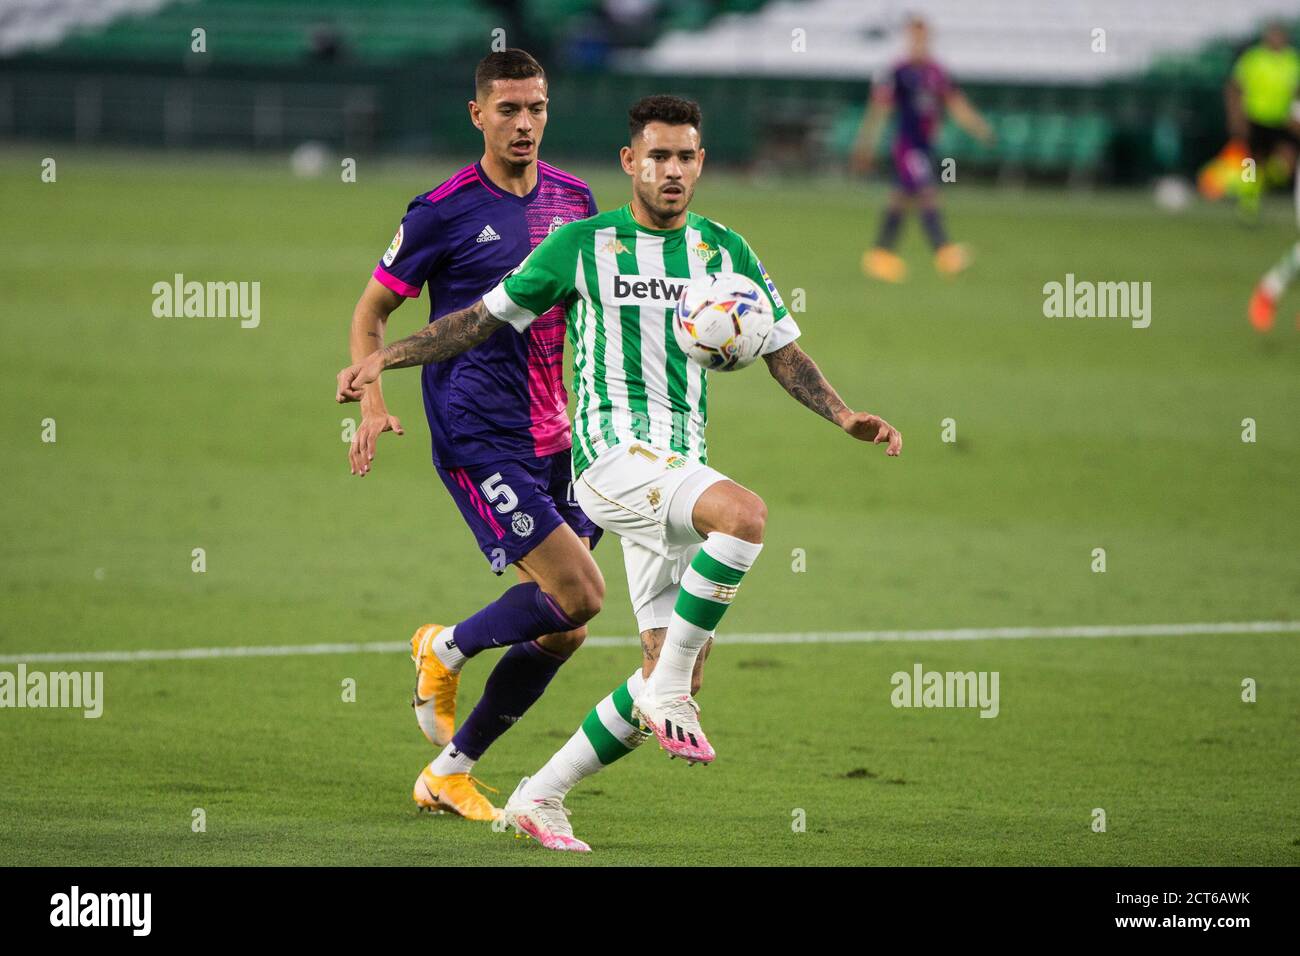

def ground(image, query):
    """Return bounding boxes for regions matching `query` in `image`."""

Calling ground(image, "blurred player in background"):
[851,15,993,282]
[346,49,603,821]
[1225,21,1299,220]
[1248,96,1300,332]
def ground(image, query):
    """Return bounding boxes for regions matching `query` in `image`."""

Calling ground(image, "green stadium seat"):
[1029,112,1070,170]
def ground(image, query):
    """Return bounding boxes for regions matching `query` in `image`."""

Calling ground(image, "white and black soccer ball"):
[672,272,774,371]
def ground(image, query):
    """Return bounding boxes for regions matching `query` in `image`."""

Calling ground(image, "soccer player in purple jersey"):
[850,15,993,282]
[345,49,605,821]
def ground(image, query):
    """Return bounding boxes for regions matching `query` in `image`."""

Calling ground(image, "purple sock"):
[451,582,577,659]
[920,207,948,249]
[452,640,567,759]
[875,207,904,249]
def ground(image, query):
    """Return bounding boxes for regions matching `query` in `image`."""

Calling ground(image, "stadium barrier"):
[0,54,1228,182]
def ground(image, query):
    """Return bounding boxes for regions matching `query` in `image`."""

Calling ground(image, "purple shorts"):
[892,141,936,194]
[436,451,601,574]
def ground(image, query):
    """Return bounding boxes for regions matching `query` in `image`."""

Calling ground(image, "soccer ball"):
[673,272,774,371]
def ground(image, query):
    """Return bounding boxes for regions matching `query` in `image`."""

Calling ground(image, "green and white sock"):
[652,532,762,697]
[1262,241,1300,298]
[526,669,649,801]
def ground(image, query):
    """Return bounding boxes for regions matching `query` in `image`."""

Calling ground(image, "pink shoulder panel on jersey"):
[425,164,502,202]
[538,161,589,191]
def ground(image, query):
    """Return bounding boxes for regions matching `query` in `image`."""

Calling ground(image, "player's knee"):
[719,490,766,543]
[540,626,587,658]
[565,627,588,653]
[559,574,604,625]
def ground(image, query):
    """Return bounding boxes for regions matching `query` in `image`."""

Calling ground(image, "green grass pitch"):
[1,148,1297,865]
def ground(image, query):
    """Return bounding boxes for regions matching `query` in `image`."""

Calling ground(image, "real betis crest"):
[691,241,718,263]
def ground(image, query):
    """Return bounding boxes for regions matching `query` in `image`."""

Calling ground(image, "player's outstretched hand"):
[336,353,383,404]
[839,411,902,456]
[350,413,404,477]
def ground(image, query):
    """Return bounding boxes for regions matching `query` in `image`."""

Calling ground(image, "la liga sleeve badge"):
[382,224,403,267]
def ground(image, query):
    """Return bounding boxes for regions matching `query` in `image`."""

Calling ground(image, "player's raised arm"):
[337,219,577,402]
[725,231,900,455]
[336,300,504,403]
[762,342,902,456]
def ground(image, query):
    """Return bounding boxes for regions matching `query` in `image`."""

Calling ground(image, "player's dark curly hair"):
[475,49,546,97]
[628,95,703,141]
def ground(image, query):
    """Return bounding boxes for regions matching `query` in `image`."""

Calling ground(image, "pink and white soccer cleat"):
[632,689,715,765]
[502,778,591,853]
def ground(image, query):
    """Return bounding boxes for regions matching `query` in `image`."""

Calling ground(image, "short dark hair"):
[475,49,546,98]
[628,95,702,142]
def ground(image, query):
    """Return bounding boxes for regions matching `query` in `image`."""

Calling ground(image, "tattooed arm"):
[377,299,503,369]
[763,342,902,456]
[763,341,850,423]
[337,300,503,403]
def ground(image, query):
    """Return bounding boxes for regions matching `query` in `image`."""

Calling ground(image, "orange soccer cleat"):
[410,624,459,746]
[863,247,907,283]
[1248,285,1276,333]
[934,242,971,276]
[412,766,500,822]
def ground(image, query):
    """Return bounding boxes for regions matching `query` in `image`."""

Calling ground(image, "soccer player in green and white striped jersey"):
[337,95,902,851]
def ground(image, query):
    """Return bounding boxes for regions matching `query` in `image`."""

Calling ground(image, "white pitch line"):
[0,621,1296,664]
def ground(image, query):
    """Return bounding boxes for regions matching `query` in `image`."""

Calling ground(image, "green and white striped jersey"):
[482,204,801,476]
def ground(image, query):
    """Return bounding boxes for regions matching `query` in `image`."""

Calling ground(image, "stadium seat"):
[630,0,1300,82]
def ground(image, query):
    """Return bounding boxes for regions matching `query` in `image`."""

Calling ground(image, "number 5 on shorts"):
[480,472,519,514]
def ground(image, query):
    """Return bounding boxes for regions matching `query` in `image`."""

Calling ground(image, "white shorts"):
[574,442,727,632]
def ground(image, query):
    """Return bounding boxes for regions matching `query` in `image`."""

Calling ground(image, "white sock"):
[431,624,466,672]
[650,532,762,697]
[1262,242,1300,297]
[526,669,647,802]
[429,742,475,777]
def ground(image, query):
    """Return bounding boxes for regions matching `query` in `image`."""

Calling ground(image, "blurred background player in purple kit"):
[850,15,993,282]
[345,49,604,822]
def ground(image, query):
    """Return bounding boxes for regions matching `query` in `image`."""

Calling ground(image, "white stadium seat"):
[625,0,1300,82]
[0,0,176,57]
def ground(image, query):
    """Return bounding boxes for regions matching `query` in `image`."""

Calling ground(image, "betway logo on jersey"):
[610,275,688,308]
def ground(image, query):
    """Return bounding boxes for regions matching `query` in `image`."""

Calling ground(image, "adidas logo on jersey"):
[475,225,501,243]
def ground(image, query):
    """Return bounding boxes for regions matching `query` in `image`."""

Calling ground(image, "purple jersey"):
[875,58,954,150]
[373,160,597,468]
